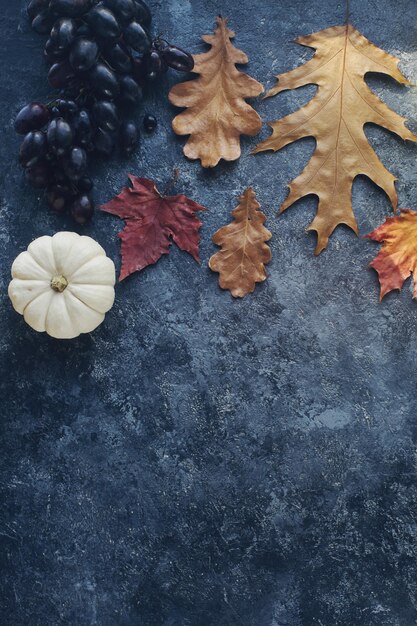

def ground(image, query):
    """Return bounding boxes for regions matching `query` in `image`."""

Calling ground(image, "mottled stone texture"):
[1,1,417,624]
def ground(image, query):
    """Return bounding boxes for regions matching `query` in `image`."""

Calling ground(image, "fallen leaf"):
[101,176,205,281]
[366,209,417,299]
[209,187,272,297]
[169,16,264,168]
[253,24,417,254]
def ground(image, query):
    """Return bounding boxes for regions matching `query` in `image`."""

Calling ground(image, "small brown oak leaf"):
[209,187,272,297]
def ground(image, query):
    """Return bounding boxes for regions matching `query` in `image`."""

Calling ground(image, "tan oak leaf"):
[254,24,417,254]
[169,16,263,168]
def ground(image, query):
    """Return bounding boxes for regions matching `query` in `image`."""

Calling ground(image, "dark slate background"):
[2,0,417,624]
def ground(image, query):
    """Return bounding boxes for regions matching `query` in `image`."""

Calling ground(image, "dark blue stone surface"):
[2,1,417,624]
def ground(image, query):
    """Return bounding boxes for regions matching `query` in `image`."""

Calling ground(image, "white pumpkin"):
[8,232,116,339]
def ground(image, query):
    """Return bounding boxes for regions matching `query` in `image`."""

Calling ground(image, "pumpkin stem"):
[51,275,68,293]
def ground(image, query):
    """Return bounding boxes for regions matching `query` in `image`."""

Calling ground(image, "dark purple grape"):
[48,61,75,89]
[19,132,47,167]
[120,120,139,155]
[44,38,67,61]
[143,113,156,132]
[56,99,78,115]
[50,18,78,50]
[89,63,120,99]
[131,55,146,82]
[146,49,167,81]
[118,74,142,106]
[102,42,132,73]
[31,10,53,34]
[162,45,194,72]
[47,117,73,156]
[46,184,72,213]
[15,103,50,134]
[86,5,121,39]
[132,0,151,27]
[26,161,51,189]
[72,109,93,146]
[69,38,99,72]
[49,0,93,18]
[71,194,94,223]
[93,101,119,131]
[27,0,48,20]
[94,127,115,156]
[78,176,93,192]
[63,147,87,180]
[76,23,92,37]
[103,0,135,23]
[123,21,150,53]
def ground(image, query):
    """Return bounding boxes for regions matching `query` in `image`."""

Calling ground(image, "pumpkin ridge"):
[52,232,79,275]
[28,237,58,275]
[66,286,108,315]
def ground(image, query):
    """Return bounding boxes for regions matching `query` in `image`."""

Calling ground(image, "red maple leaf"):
[101,176,206,281]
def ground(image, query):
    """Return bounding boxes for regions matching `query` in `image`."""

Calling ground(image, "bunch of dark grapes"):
[15,0,194,224]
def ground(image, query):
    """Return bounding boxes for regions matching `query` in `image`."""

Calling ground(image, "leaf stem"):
[345,0,351,24]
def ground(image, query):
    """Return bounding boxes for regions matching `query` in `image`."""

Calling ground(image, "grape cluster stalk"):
[16,0,194,224]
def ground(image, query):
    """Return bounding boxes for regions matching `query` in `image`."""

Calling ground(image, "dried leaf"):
[254,24,417,254]
[366,209,417,299]
[209,187,272,297]
[101,176,205,281]
[169,16,264,168]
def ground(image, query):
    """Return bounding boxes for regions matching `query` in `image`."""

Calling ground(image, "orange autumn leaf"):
[253,24,417,254]
[169,16,263,168]
[209,187,272,297]
[367,210,417,300]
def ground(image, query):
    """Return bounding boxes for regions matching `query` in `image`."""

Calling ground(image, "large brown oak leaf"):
[254,24,417,254]
[209,187,272,297]
[101,176,205,281]
[169,16,263,168]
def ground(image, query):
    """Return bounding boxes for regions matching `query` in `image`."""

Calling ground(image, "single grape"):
[103,0,135,23]
[63,146,88,180]
[118,74,143,106]
[94,127,115,156]
[49,0,93,18]
[146,49,167,81]
[76,23,92,37]
[123,21,150,53]
[132,0,151,27]
[162,45,194,72]
[86,5,121,40]
[143,113,157,132]
[120,120,139,155]
[50,18,78,50]
[31,10,53,34]
[93,100,119,131]
[15,102,50,134]
[48,61,75,89]
[47,117,73,156]
[19,131,47,167]
[69,38,99,72]
[46,185,72,213]
[44,38,66,61]
[27,0,48,20]
[72,109,94,146]
[89,63,120,99]
[26,161,50,189]
[56,99,79,115]
[102,42,132,73]
[71,194,94,224]
[77,176,93,192]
